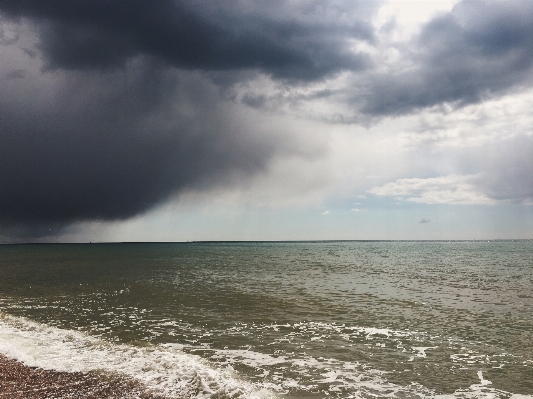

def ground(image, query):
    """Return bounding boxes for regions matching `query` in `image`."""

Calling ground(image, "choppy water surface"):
[0,241,532,398]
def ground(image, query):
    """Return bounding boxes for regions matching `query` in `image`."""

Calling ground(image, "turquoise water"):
[0,241,532,398]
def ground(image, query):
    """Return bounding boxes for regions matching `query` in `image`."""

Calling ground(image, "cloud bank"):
[0,0,375,79]
[362,0,533,116]
[1,63,291,226]
[1,0,533,239]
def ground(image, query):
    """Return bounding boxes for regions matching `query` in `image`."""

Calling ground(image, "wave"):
[0,313,274,399]
[0,314,531,399]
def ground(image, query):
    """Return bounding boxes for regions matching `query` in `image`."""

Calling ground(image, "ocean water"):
[0,241,532,398]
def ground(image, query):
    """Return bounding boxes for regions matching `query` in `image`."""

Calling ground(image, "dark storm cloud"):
[0,0,374,80]
[0,59,284,230]
[362,0,533,115]
[1,0,375,236]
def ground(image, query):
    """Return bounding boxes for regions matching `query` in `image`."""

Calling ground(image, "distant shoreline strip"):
[0,354,168,399]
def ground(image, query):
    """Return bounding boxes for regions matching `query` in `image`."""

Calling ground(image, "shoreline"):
[0,354,168,399]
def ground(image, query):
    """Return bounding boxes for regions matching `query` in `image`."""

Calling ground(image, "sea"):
[0,241,532,398]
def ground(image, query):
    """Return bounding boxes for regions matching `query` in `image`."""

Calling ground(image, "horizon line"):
[1,239,531,245]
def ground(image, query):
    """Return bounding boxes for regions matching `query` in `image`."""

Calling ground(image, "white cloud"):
[374,0,459,41]
[368,174,495,205]
[396,89,533,150]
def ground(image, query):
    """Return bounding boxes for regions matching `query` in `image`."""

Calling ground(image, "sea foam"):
[0,313,274,399]
[1,313,532,399]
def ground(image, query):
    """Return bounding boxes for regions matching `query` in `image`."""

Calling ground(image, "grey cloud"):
[22,47,36,58]
[419,218,430,224]
[362,0,533,116]
[0,21,19,44]
[5,69,26,79]
[9,0,532,119]
[0,0,375,80]
[477,136,533,204]
[1,1,370,239]
[241,94,268,109]
[0,58,290,233]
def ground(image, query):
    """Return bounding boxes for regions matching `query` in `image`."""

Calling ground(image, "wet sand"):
[0,354,168,399]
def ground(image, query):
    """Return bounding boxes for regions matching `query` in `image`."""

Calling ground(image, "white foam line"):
[0,314,275,399]
[1,314,529,399]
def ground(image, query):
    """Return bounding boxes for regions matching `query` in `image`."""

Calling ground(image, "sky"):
[1,0,532,242]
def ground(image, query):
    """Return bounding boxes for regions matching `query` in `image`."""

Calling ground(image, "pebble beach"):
[0,354,168,399]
